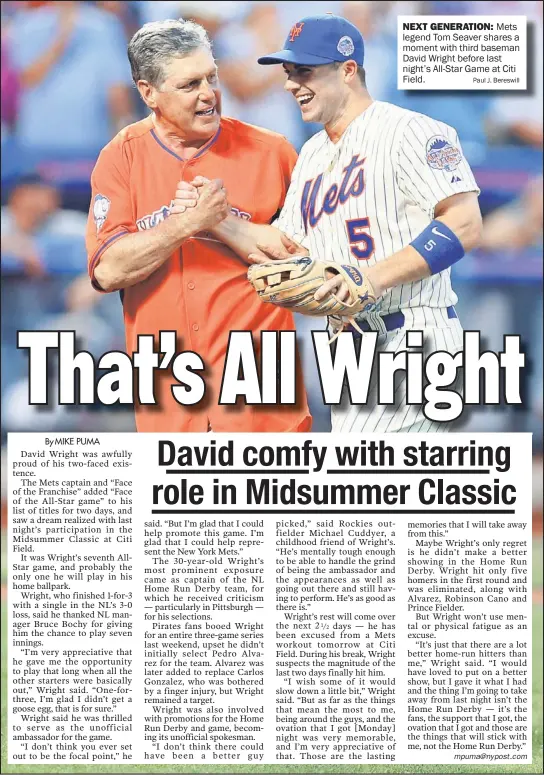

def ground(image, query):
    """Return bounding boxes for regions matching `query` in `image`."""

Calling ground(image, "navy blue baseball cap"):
[257,14,364,67]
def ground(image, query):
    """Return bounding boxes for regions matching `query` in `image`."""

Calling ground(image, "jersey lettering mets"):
[278,101,480,315]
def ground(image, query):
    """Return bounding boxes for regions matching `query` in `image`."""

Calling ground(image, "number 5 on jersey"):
[346,217,375,261]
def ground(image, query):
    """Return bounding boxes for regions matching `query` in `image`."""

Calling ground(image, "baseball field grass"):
[1,540,542,774]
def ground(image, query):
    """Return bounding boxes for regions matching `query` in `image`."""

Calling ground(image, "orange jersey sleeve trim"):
[88,228,131,290]
[89,228,130,280]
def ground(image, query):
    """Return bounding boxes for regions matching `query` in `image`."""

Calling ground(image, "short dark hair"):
[333,61,366,86]
[128,19,212,88]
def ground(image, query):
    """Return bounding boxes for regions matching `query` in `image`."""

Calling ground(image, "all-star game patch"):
[426,136,462,172]
[337,35,355,57]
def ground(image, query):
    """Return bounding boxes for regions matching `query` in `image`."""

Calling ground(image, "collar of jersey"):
[326,100,378,148]
[150,125,222,162]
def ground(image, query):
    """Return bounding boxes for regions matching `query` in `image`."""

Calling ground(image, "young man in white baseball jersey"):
[173,14,483,433]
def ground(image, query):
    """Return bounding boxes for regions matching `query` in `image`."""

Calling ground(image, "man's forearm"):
[93,214,198,292]
[93,178,229,290]
[366,216,474,297]
[211,215,289,262]
[367,245,431,296]
[368,195,482,296]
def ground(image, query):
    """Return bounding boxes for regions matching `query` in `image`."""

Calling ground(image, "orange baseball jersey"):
[86,115,312,433]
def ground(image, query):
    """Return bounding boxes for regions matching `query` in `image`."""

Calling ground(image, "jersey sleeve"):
[275,152,309,248]
[86,141,136,290]
[396,115,480,220]
[277,137,298,201]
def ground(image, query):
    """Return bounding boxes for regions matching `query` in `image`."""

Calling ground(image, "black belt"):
[347,306,457,334]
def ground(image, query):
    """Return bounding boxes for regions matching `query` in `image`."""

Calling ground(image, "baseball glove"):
[247,256,378,322]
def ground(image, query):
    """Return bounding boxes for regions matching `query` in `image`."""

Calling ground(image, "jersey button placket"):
[179,161,202,342]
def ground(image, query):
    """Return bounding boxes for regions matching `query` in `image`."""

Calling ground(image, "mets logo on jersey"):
[230,206,252,221]
[93,194,110,233]
[301,154,365,232]
[337,36,355,57]
[289,22,304,42]
[136,202,252,231]
[426,136,462,172]
[137,202,173,230]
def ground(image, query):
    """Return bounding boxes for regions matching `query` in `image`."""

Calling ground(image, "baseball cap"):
[257,14,364,67]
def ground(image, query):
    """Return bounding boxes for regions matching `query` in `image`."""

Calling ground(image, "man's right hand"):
[170,178,308,267]
[171,178,229,233]
[171,176,207,214]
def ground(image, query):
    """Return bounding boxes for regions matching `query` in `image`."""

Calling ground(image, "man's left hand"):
[314,266,383,304]
[248,233,309,264]
[314,273,350,303]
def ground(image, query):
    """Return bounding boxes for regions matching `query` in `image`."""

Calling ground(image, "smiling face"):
[138,47,221,143]
[283,62,349,126]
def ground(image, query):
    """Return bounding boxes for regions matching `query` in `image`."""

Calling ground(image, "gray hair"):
[128,19,212,87]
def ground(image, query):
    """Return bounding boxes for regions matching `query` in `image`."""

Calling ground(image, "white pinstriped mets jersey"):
[277,100,480,433]
[278,100,479,313]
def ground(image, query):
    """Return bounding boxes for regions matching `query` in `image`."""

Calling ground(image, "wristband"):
[410,220,464,275]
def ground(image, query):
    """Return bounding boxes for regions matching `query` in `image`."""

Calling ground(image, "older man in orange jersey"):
[86,19,311,433]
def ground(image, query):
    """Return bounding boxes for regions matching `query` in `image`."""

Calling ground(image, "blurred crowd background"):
[0,0,542,441]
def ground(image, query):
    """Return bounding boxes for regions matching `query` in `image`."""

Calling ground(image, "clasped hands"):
[171,176,352,304]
